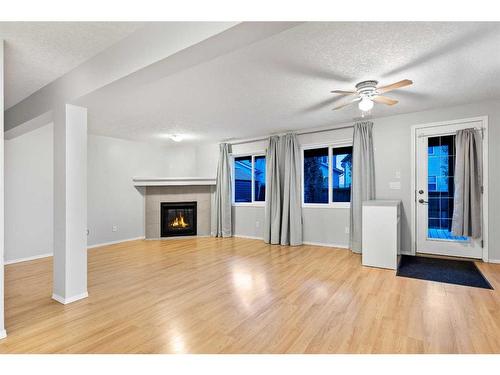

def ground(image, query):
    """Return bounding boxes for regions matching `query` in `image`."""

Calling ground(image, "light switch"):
[389,181,401,190]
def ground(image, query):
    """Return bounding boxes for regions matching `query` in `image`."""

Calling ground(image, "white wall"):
[4,128,202,262]
[195,142,219,178]
[87,135,197,246]
[5,123,54,262]
[1,39,6,338]
[227,99,500,260]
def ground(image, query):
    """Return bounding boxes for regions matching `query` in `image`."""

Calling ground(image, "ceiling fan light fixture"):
[358,97,374,112]
[331,79,412,111]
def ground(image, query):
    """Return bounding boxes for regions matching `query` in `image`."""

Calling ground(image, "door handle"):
[418,198,428,204]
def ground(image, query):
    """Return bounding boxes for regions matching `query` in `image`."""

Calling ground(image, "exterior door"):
[415,121,483,258]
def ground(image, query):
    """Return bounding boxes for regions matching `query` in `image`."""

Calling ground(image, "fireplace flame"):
[170,213,189,228]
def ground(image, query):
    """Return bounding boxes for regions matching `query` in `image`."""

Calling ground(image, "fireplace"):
[161,201,197,237]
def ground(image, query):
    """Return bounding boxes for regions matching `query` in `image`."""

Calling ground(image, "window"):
[331,146,352,202]
[428,138,452,193]
[303,148,329,203]
[233,154,266,204]
[234,156,252,202]
[303,144,353,206]
[427,135,466,241]
[254,155,266,201]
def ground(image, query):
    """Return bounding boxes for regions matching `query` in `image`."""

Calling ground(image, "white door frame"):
[410,116,489,262]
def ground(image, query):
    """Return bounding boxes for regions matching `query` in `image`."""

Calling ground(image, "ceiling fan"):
[331,79,413,112]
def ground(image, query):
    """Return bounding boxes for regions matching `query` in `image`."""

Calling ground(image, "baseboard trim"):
[4,252,53,265]
[488,259,500,264]
[52,291,88,305]
[0,329,6,340]
[233,234,264,240]
[87,236,145,249]
[4,237,146,265]
[303,241,349,249]
[233,236,350,250]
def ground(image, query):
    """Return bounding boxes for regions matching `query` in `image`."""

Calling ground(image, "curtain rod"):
[417,127,484,138]
[225,123,359,146]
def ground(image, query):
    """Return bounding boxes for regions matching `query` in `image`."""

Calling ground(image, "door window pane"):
[427,135,467,241]
[428,176,437,192]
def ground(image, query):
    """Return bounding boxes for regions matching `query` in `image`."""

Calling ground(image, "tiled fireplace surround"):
[145,185,214,239]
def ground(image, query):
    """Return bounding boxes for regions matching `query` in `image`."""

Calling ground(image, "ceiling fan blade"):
[332,97,361,111]
[373,95,399,106]
[331,90,356,95]
[377,79,413,94]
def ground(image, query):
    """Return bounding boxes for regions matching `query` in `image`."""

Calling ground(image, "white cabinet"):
[362,200,401,270]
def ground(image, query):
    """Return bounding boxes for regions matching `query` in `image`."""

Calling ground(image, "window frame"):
[301,140,352,209]
[232,151,266,207]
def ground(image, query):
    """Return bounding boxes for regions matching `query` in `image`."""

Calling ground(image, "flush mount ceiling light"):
[169,134,184,142]
[330,79,413,112]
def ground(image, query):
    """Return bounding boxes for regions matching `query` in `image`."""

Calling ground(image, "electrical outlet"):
[395,170,401,179]
[255,221,260,228]
[345,226,350,234]
[112,225,118,232]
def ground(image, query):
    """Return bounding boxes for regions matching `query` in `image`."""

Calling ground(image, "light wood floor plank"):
[0,237,499,353]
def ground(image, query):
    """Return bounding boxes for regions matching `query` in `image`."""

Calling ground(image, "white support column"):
[0,40,6,339]
[52,104,88,304]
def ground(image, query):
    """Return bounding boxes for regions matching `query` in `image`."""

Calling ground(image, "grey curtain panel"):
[280,133,303,246]
[263,133,303,246]
[212,143,233,237]
[264,136,282,244]
[350,121,376,253]
[452,128,483,238]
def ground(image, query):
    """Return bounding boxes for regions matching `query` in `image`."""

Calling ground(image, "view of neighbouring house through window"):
[234,155,266,203]
[234,156,252,202]
[303,147,329,203]
[303,146,352,204]
[332,146,352,202]
[427,135,467,241]
[254,155,266,201]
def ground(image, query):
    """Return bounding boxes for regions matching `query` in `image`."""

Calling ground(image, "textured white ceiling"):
[60,22,500,144]
[0,22,143,108]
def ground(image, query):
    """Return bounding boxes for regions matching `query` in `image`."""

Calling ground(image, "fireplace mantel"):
[133,177,216,187]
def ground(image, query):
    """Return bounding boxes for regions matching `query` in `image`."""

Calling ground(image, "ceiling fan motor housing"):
[355,80,378,98]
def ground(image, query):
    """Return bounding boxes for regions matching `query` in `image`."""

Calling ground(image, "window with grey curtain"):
[264,136,281,244]
[263,133,302,246]
[350,121,375,253]
[452,128,482,238]
[280,133,303,246]
[212,143,232,237]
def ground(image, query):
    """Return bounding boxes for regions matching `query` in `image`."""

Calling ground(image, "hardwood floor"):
[1,237,500,353]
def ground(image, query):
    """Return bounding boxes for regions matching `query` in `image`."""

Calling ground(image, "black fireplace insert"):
[160,201,197,237]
